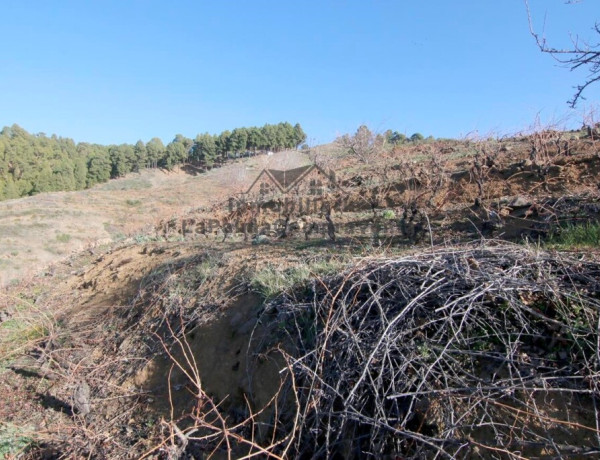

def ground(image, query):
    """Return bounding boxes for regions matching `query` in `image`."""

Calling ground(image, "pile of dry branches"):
[25,244,600,458]
[267,243,600,458]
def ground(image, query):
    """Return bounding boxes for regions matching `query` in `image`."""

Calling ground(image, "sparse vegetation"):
[126,198,142,207]
[547,221,600,248]
[55,232,71,243]
[250,258,347,299]
[0,423,35,458]
[381,209,396,219]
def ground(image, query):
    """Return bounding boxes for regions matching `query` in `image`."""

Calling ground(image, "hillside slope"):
[0,150,310,285]
[1,131,600,458]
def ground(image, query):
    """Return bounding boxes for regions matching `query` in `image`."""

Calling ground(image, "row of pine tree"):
[0,122,307,201]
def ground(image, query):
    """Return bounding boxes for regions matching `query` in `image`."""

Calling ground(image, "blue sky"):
[1,1,599,145]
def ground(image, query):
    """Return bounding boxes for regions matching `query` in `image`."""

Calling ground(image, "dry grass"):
[0,289,56,365]
[0,150,309,286]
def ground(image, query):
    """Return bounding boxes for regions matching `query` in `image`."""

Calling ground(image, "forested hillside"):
[0,122,307,201]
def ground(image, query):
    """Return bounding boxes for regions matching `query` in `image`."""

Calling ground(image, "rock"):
[0,310,10,323]
[558,351,568,361]
[252,235,269,245]
[73,381,91,417]
[509,196,532,208]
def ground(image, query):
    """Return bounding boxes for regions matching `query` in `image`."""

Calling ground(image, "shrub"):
[0,423,35,458]
[126,199,142,207]
[55,233,71,243]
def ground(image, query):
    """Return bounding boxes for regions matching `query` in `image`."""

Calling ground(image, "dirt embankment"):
[2,236,341,457]
[3,237,600,458]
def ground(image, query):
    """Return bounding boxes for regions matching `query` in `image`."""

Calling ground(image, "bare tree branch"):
[526,0,600,107]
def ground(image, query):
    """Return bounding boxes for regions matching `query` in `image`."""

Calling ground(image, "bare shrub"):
[266,244,600,458]
[582,104,600,154]
[336,125,385,165]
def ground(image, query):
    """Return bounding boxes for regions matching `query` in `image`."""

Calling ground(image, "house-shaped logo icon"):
[245,164,338,198]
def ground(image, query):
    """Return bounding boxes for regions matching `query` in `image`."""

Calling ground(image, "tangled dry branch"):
[267,243,600,458]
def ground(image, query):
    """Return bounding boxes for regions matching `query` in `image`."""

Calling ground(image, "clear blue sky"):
[1,1,598,145]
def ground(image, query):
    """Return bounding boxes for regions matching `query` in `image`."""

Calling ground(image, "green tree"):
[0,121,309,201]
[229,128,248,156]
[2,177,19,199]
[246,127,265,153]
[262,124,276,151]
[162,140,187,170]
[109,144,135,178]
[272,124,287,151]
[146,138,165,169]
[192,133,217,167]
[73,155,88,189]
[51,159,76,191]
[87,150,111,187]
[133,140,147,172]
[173,134,193,154]
[410,132,425,143]
[32,164,55,193]
[215,130,231,160]
[387,131,407,145]
[293,123,307,148]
